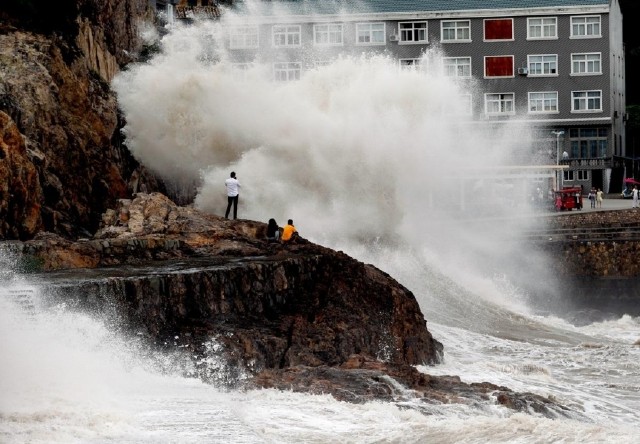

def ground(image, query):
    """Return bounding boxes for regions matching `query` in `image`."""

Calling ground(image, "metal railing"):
[559,157,612,168]
[521,223,640,243]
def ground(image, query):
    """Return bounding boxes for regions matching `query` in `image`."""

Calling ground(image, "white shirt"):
[225,177,240,197]
[633,189,638,200]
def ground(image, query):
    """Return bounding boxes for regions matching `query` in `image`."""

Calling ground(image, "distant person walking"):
[588,188,596,209]
[281,219,298,242]
[596,188,604,209]
[224,171,240,219]
[633,186,639,209]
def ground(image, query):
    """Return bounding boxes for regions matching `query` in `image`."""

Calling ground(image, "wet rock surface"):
[251,355,576,419]
[11,193,576,417]
[0,1,159,240]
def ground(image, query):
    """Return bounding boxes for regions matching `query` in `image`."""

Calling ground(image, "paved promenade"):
[577,195,635,213]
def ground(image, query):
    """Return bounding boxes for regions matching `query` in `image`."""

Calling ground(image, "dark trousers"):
[225,195,239,219]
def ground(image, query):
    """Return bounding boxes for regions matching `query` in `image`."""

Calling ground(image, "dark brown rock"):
[0,112,42,239]
[250,355,575,418]
[0,1,159,240]
[18,192,442,370]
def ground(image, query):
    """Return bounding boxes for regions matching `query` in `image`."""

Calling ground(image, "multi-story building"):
[160,0,625,193]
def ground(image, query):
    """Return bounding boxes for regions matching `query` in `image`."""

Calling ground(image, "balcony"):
[559,157,612,169]
[174,0,226,19]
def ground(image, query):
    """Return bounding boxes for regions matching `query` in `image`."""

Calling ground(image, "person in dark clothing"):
[266,218,280,242]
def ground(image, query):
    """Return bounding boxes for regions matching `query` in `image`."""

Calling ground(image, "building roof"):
[230,0,611,17]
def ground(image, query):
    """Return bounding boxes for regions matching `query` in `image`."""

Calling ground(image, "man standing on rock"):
[224,171,240,219]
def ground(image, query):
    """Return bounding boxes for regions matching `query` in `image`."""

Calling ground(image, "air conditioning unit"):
[517,67,528,75]
[389,34,398,42]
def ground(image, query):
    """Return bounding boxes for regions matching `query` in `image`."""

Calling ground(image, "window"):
[569,128,608,158]
[485,93,515,115]
[444,94,473,115]
[399,21,428,43]
[571,53,602,75]
[314,24,343,46]
[577,170,590,181]
[564,170,575,181]
[441,20,471,42]
[571,90,602,112]
[484,18,513,41]
[229,25,259,49]
[399,58,425,71]
[528,92,558,113]
[273,25,301,47]
[484,56,514,77]
[571,15,601,38]
[356,23,385,45]
[528,54,557,76]
[443,57,471,78]
[527,17,557,39]
[274,62,301,81]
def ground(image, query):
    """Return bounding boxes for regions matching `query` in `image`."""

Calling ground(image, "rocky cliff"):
[10,193,574,417]
[0,0,160,240]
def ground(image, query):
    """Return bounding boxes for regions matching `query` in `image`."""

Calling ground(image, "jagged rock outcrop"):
[10,192,575,417]
[19,193,442,368]
[0,0,159,240]
[0,112,43,239]
[251,355,575,418]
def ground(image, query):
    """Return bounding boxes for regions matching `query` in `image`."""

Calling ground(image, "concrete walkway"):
[574,195,636,213]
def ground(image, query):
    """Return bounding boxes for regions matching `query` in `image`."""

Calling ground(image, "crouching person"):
[266,218,280,242]
[281,219,298,243]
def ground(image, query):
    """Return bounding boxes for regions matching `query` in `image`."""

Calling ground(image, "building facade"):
[162,0,625,193]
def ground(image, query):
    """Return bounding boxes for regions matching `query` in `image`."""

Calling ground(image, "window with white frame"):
[399,21,427,43]
[273,62,301,81]
[314,24,343,46]
[443,57,471,78]
[571,15,601,38]
[563,170,575,181]
[273,25,301,47]
[527,17,557,39]
[356,23,385,44]
[528,92,558,113]
[399,58,425,71]
[485,93,515,115]
[229,25,259,49]
[528,54,558,76]
[571,90,602,112]
[444,94,473,115]
[441,20,471,42]
[571,53,602,75]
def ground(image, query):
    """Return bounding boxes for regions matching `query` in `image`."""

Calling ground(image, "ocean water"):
[1,245,640,443]
[3,4,640,442]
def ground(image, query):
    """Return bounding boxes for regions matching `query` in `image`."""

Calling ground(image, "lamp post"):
[552,130,565,190]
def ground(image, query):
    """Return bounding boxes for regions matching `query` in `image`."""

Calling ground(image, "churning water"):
[3,5,640,442]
